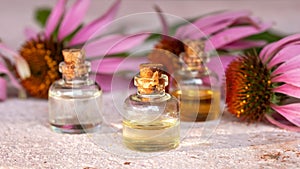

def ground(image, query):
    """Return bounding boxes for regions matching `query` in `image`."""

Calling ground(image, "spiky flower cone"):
[225,53,275,122]
[225,34,300,131]
[19,37,63,98]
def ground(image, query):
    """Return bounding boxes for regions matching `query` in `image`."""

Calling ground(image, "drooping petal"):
[154,5,169,37]
[267,44,300,68]
[0,43,19,63]
[273,84,300,99]
[272,69,300,87]
[206,55,236,84]
[180,16,264,40]
[260,33,300,63]
[84,33,150,58]
[58,0,91,40]
[91,56,147,74]
[271,103,300,127]
[205,23,271,51]
[0,43,31,79]
[220,40,267,50]
[272,53,300,75]
[24,27,38,41]
[265,114,300,132]
[0,43,30,79]
[259,41,275,63]
[44,0,67,38]
[175,10,251,39]
[0,61,22,90]
[69,0,121,46]
[180,19,234,40]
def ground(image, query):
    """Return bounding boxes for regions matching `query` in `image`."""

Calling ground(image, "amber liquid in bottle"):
[172,88,220,121]
[172,40,221,122]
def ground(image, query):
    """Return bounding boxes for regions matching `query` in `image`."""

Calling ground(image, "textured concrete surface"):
[0,93,300,169]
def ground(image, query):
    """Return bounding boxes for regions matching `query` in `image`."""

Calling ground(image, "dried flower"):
[226,34,300,131]
[0,0,149,98]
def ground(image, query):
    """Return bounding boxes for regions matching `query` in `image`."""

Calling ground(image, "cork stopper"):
[181,40,207,71]
[134,63,168,95]
[59,49,90,81]
[62,49,85,65]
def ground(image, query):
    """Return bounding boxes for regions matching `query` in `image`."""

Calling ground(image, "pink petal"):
[267,44,300,68]
[180,20,234,40]
[220,40,267,50]
[84,33,150,58]
[69,0,121,46]
[24,27,38,41]
[91,57,147,74]
[205,23,271,51]
[58,0,91,40]
[175,10,251,39]
[206,55,236,85]
[0,61,22,90]
[154,5,169,36]
[44,0,67,38]
[233,16,261,27]
[180,16,264,40]
[260,33,300,63]
[0,43,31,79]
[265,114,300,132]
[271,103,300,127]
[0,43,19,63]
[273,84,300,99]
[272,69,300,87]
[0,77,7,101]
[272,53,300,75]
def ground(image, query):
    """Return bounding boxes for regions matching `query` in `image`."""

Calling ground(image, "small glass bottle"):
[172,40,221,122]
[48,49,102,134]
[123,63,180,152]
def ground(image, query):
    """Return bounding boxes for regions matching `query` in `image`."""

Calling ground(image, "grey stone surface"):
[0,93,299,169]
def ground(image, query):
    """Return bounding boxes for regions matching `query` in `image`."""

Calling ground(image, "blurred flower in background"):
[0,0,149,99]
[0,47,27,101]
[148,7,281,82]
[226,34,300,131]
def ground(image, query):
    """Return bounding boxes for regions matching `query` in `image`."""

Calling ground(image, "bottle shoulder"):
[123,93,179,115]
[125,93,178,104]
[50,79,100,89]
[173,69,219,87]
[49,79,102,98]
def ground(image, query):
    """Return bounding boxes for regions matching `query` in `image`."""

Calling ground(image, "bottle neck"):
[134,74,168,98]
[59,61,91,85]
[179,52,208,73]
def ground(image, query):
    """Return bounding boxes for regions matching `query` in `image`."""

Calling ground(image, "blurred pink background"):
[0,0,299,48]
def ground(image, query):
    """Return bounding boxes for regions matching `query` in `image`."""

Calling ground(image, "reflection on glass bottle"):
[123,63,180,152]
[172,40,221,122]
[48,49,102,134]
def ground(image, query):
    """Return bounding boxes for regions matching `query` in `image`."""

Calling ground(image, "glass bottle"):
[48,49,102,134]
[123,63,180,152]
[171,40,221,122]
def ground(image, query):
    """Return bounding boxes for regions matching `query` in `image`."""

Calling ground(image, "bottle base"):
[123,137,180,152]
[50,123,101,134]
